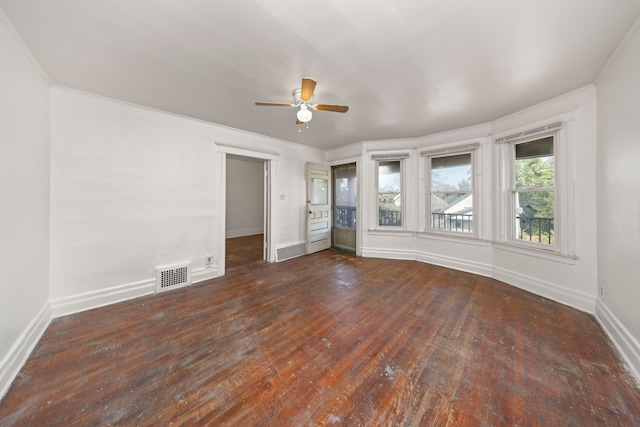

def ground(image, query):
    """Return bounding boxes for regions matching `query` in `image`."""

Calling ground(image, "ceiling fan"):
[255,77,349,124]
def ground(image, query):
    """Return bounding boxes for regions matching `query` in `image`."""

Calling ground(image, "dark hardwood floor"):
[225,233,264,271]
[1,237,639,425]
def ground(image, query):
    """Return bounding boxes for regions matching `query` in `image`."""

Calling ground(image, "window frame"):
[333,163,357,231]
[495,117,575,257]
[372,153,409,230]
[511,135,556,248]
[423,145,479,238]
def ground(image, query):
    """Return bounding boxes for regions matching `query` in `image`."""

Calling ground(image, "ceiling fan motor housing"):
[293,88,304,104]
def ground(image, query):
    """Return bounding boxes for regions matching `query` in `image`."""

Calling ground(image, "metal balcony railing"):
[379,210,401,226]
[516,216,554,244]
[431,213,473,233]
[335,207,356,229]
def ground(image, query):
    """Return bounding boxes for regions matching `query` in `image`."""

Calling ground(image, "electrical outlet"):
[599,284,606,300]
[205,254,213,268]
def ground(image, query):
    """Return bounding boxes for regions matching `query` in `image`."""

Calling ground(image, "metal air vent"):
[156,262,191,293]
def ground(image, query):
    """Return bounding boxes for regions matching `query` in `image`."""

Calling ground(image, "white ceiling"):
[2,1,639,149]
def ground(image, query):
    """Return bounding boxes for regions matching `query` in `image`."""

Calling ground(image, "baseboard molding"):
[50,265,222,319]
[226,228,264,239]
[362,247,493,278]
[191,266,218,285]
[0,303,51,400]
[415,250,493,278]
[492,266,594,313]
[360,247,416,261]
[50,278,156,318]
[595,299,640,384]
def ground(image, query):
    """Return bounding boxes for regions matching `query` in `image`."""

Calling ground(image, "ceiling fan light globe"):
[297,108,312,123]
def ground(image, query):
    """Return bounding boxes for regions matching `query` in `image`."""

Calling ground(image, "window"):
[428,153,474,234]
[376,159,403,227]
[334,164,357,229]
[495,118,574,255]
[513,136,555,245]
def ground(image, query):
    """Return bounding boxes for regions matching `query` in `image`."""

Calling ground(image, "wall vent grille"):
[277,243,306,262]
[156,262,191,293]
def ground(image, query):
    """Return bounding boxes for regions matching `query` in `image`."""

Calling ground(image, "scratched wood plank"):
[1,241,639,426]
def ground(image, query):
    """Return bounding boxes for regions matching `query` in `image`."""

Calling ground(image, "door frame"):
[215,143,279,276]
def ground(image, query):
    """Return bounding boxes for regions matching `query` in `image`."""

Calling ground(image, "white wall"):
[226,156,264,238]
[49,87,325,317]
[0,13,51,398]
[596,20,640,378]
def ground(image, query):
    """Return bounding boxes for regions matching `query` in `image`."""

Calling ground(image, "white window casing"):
[421,143,480,238]
[494,116,576,258]
[371,152,410,231]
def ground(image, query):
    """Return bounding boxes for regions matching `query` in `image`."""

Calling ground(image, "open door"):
[306,162,332,254]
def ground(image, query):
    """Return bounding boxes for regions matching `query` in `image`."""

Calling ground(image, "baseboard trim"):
[415,250,493,278]
[50,278,156,318]
[50,265,222,319]
[360,247,416,261]
[362,247,493,277]
[595,299,640,384]
[492,266,594,313]
[226,228,264,239]
[0,303,51,400]
[191,266,218,284]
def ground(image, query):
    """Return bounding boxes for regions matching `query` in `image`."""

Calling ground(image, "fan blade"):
[300,78,317,101]
[255,102,295,107]
[296,118,304,125]
[314,104,349,113]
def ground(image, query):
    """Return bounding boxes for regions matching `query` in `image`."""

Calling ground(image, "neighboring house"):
[432,194,473,232]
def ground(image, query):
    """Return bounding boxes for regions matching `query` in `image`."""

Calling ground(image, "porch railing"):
[379,209,401,226]
[516,216,554,244]
[431,213,473,233]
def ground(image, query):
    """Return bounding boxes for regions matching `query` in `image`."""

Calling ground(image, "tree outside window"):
[513,136,555,245]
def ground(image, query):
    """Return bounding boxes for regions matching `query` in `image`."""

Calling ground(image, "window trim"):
[494,115,575,257]
[510,133,557,249]
[333,163,357,231]
[371,152,409,230]
[421,143,479,238]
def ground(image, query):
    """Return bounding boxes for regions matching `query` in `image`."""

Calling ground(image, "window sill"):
[493,242,578,264]
[417,232,489,246]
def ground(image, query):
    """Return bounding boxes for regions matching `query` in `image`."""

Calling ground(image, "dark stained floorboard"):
[1,239,639,426]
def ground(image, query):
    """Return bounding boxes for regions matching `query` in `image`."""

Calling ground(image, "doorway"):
[215,144,276,277]
[332,163,357,253]
[224,154,270,271]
